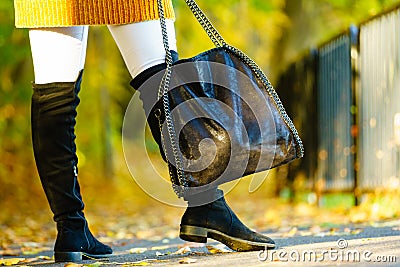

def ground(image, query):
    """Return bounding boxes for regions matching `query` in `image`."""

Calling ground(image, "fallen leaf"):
[37,255,52,260]
[0,249,20,256]
[64,263,83,267]
[179,257,197,264]
[329,228,338,235]
[309,225,322,235]
[22,242,40,248]
[128,247,147,254]
[283,227,298,237]
[20,258,38,263]
[350,211,368,223]
[21,247,50,255]
[101,259,157,266]
[131,261,151,266]
[150,245,169,251]
[136,230,156,240]
[299,230,313,236]
[0,257,25,266]
[84,262,103,267]
[172,246,191,255]
[206,244,231,254]
[178,242,205,249]
[190,251,207,256]
[350,228,363,235]
[314,232,326,237]
[166,230,178,239]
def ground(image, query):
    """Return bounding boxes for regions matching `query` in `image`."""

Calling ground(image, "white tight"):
[29,20,177,84]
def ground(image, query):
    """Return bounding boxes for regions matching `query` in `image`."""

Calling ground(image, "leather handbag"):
[154,0,304,197]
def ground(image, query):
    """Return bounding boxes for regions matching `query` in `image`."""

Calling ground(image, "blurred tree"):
[175,0,289,80]
[272,0,400,76]
[0,0,35,202]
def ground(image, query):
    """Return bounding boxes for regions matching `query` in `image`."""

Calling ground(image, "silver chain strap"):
[157,0,304,196]
[157,0,187,197]
[184,0,226,47]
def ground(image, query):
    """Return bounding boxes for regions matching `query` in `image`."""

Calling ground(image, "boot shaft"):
[31,71,84,222]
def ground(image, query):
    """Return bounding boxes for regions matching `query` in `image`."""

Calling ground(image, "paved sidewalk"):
[4,220,399,266]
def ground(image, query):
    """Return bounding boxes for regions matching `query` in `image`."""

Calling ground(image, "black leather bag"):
[155,0,304,197]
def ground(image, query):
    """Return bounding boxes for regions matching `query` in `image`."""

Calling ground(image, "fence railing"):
[317,33,355,192]
[276,5,400,201]
[358,9,400,190]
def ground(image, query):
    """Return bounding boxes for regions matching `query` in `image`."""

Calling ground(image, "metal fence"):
[276,5,400,198]
[358,9,400,190]
[276,52,318,188]
[317,34,355,192]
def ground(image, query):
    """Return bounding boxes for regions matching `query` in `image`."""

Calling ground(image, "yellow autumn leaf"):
[172,246,191,255]
[21,248,49,255]
[350,229,363,235]
[128,247,148,254]
[0,258,25,266]
[37,255,52,260]
[150,245,169,251]
[131,261,151,266]
[179,257,197,264]
[206,245,231,254]
[283,227,298,237]
[84,262,103,267]
[64,263,83,267]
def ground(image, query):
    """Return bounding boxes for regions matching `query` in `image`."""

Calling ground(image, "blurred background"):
[1,0,400,248]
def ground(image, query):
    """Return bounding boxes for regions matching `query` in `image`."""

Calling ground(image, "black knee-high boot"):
[131,58,275,252]
[31,71,112,262]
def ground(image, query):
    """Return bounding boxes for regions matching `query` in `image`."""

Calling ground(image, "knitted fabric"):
[14,0,174,28]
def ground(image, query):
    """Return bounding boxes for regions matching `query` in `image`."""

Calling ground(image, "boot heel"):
[54,252,82,262]
[180,225,208,243]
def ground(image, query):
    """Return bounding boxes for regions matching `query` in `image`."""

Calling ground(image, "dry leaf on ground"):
[0,257,25,266]
[172,246,191,255]
[0,249,20,257]
[150,245,170,251]
[178,242,205,249]
[128,247,147,254]
[64,263,83,267]
[155,251,166,256]
[37,255,52,260]
[283,227,298,237]
[84,262,104,267]
[179,257,197,264]
[206,244,232,254]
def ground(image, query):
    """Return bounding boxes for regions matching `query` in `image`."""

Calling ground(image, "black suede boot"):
[31,71,112,262]
[180,189,275,251]
[131,61,275,252]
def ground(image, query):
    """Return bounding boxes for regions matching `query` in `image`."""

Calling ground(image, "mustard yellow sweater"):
[14,0,175,28]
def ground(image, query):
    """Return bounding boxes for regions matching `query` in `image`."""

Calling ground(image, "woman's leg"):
[107,19,177,79]
[29,26,88,83]
[29,26,112,262]
[108,19,179,190]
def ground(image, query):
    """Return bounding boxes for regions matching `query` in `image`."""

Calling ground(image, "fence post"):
[349,25,360,206]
